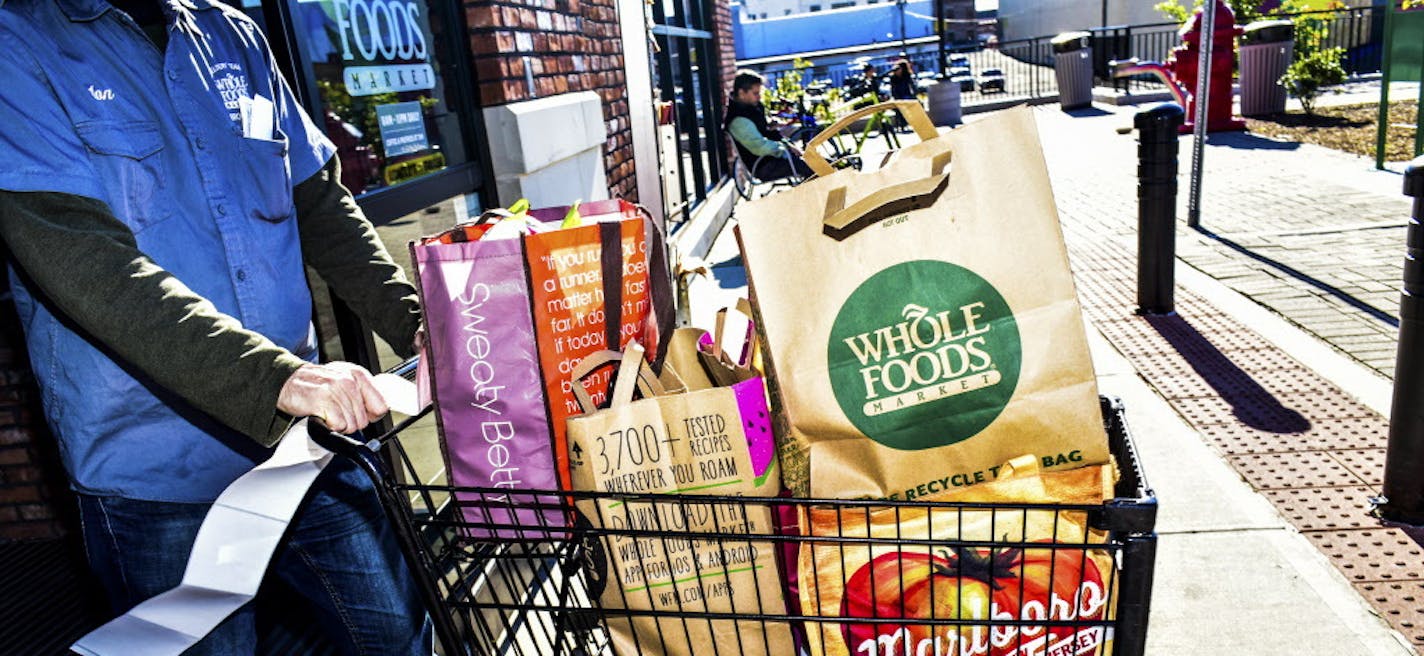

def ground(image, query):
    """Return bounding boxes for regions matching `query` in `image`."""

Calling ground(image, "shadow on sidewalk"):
[1144,313,1311,433]
[1194,227,1400,328]
[1064,106,1113,118]
[711,255,748,289]
[1208,131,1302,151]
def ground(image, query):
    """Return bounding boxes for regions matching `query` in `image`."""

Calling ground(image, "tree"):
[762,57,815,107]
[1279,47,1346,115]
[1153,0,1271,26]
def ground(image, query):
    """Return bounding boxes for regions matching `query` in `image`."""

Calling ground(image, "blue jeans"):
[78,457,433,655]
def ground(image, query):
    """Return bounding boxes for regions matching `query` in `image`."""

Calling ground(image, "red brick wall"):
[465,0,638,201]
[712,0,736,170]
[0,295,72,542]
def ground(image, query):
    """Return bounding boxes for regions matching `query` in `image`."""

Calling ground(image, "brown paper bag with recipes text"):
[800,458,1119,656]
[736,106,1110,499]
[566,343,794,656]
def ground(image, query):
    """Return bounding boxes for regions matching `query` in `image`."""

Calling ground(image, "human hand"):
[277,362,388,434]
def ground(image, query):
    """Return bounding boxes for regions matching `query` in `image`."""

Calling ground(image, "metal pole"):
[1376,3,1395,170]
[899,0,907,51]
[1136,103,1186,316]
[1380,158,1424,525]
[1187,0,1216,228]
[936,0,945,76]
[1416,61,1424,158]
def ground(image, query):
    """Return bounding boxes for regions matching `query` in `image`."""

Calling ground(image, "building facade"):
[997,0,1166,43]
[736,0,972,27]
[735,0,975,62]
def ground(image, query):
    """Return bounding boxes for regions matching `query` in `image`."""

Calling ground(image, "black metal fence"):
[751,6,1385,110]
[1094,7,1384,92]
[760,38,1062,109]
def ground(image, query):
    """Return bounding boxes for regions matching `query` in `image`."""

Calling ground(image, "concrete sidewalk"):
[1035,101,1413,380]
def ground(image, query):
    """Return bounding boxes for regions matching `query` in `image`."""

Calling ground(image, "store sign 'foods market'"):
[334,0,436,95]
[828,260,1022,451]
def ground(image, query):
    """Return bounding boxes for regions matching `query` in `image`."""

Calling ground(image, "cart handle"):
[803,99,938,176]
[306,355,424,455]
[308,418,379,458]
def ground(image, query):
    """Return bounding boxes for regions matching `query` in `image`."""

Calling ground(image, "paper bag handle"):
[803,100,939,177]
[821,150,952,240]
[710,298,757,367]
[569,342,666,413]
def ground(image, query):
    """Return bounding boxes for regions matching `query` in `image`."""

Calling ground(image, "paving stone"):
[1035,104,1419,643]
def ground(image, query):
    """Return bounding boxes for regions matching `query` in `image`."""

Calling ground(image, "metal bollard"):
[1135,103,1186,315]
[1380,157,1424,525]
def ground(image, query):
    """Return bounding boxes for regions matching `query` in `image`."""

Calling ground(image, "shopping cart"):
[313,359,1157,656]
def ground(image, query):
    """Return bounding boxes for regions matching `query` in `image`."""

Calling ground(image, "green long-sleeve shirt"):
[0,156,420,448]
[728,116,788,158]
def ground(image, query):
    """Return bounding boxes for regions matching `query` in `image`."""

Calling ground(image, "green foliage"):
[765,58,814,105]
[1289,2,1349,58]
[1279,47,1346,115]
[1154,1,1346,60]
[1154,0,1191,24]
[816,87,843,121]
[1154,0,1273,25]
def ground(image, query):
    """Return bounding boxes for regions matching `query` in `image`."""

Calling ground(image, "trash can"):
[1240,19,1294,116]
[926,77,961,127]
[1053,31,1094,110]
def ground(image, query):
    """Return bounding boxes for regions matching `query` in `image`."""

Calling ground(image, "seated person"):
[724,70,813,183]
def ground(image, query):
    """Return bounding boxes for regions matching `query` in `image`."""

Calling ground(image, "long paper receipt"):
[72,374,420,656]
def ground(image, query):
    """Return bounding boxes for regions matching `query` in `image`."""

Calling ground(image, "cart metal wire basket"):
[313,360,1157,656]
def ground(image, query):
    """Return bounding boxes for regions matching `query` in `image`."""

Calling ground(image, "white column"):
[616,0,667,224]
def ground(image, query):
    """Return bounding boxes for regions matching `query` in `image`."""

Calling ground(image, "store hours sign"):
[333,0,436,96]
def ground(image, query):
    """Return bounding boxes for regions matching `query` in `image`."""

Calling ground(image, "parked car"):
[979,68,1005,93]
[947,55,971,73]
[950,71,976,93]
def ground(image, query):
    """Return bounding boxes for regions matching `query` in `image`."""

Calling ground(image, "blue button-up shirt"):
[0,0,336,501]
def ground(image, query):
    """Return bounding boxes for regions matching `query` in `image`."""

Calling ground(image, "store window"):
[246,0,489,368]
[651,0,729,221]
[284,0,468,195]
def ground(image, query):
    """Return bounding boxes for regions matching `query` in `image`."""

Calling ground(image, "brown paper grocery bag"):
[799,459,1119,656]
[736,106,1110,500]
[566,344,794,656]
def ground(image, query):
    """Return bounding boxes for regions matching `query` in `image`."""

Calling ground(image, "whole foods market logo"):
[828,261,1020,450]
[333,0,436,96]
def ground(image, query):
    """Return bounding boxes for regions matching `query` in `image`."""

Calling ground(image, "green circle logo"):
[828,260,1021,450]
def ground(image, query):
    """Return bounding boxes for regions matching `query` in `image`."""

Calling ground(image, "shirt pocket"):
[74,121,170,231]
[239,129,295,223]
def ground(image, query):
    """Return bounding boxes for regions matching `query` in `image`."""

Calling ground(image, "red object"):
[1169,0,1246,133]
[839,546,1107,656]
